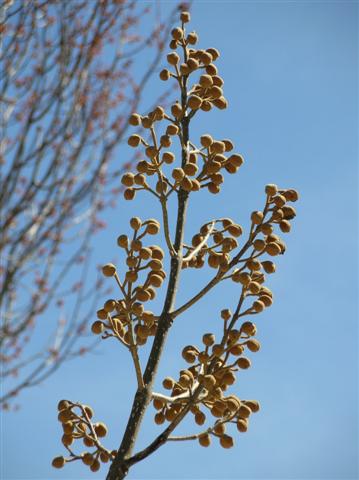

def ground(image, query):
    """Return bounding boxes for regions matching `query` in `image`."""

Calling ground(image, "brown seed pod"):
[245,400,260,413]
[91,321,104,335]
[200,100,212,111]
[58,408,72,423]
[199,74,213,87]
[183,162,198,176]
[251,211,264,225]
[128,113,141,126]
[146,222,160,235]
[52,456,66,469]
[61,434,73,446]
[188,95,202,110]
[153,398,165,411]
[83,436,95,447]
[273,194,286,208]
[180,11,191,23]
[117,234,128,249]
[96,309,107,320]
[90,460,100,472]
[57,400,70,411]
[102,263,116,277]
[240,321,257,337]
[265,242,281,256]
[166,124,179,136]
[124,188,136,200]
[261,223,273,235]
[198,433,211,447]
[202,374,216,390]
[187,32,198,45]
[100,451,109,463]
[208,182,220,194]
[221,308,232,321]
[172,167,185,182]
[180,176,193,192]
[246,339,261,352]
[162,151,175,164]
[247,281,261,294]
[213,96,228,109]
[128,134,141,147]
[121,172,135,187]
[220,434,234,449]
[62,421,74,435]
[171,102,183,118]
[162,377,175,390]
[206,63,218,76]
[202,333,215,346]
[187,57,199,70]
[198,351,210,364]
[236,418,248,432]
[136,288,151,303]
[171,27,183,41]
[160,69,171,81]
[94,422,108,437]
[167,52,180,65]
[237,404,252,419]
[236,357,251,369]
[229,343,244,356]
[282,205,296,220]
[279,220,291,233]
[259,295,273,307]
[252,300,265,313]
[210,141,226,154]
[253,239,266,251]
[265,184,278,196]
[222,370,236,385]
[246,259,262,271]
[82,453,94,466]
[194,411,206,425]
[213,423,226,435]
[283,189,299,202]
[169,39,178,50]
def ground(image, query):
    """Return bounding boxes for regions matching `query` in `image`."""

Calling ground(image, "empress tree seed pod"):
[236,418,248,432]
[57,400,70,411]
[261,223,273,235]
[208,182,220,194]
[169,39,178,50]
[207,47,220,60]
[202,333,215,346]
[153,398,165,410]
[200,134,213,147]
[246,339,261,352]
[162,151,175,164]
[213,97,228,109]
[240,321,257,336]
[210,141,226,154]
[221,308,232,320]
[222,370,236,385]
[180,11,191,23]
[128,113,141,126]
[117,234,128,249]
[237,404,252,419]
[97,309,107,320]
[146,222,160,235]
[199,74,213,87]
[237,357,251,369]
[180,176,193,192]
[194,411,206,425]
[188,95,202,110]
[187,57,199,70]
[244,400,260,413]
[91,321,104,335]
[283,189,299,202]
[187,32,198,45]
[159,69,170,81]
[102,263,116,277]
[198,433,211,447]
[166,124,179,136]
[273,194,286,208]
[82,453,94,466]
[100,452,109,463]
[212,75,224,86]
[265,184,278,196]
[128,134,141,147]
[124,188,135,200]
[121,172,135,187]
[282,205,296,219]
[229,343,244,356]
[61,434,73,446]
[219,434,234,449]
[90,460,100,472]
[279,220,291,233]
[253,238,266,251]
[259,295,273,307]
[83,437,95,447]
[172,167,185,182]
[162,377,175,389]
[167,52,180,65]
[171,102,183,118]
[183,163,198,176]
[214,423,226,435]
[130,217,142,230]
[266,242,281,256]
[171,27,183,41]
[52,456,66,469]
[251,211,264,224]
[247,281,261,294]
[212,344,224,357]
[201,100,212,112]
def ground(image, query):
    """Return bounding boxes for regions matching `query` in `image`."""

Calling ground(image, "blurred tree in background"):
[0,0,181,408]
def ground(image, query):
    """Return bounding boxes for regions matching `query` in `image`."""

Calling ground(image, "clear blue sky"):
[2,1,358,479]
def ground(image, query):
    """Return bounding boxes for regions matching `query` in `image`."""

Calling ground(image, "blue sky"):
[2,1,358,479]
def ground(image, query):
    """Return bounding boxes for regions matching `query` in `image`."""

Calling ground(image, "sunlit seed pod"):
[202,374,216,390]
[208,182,220,194]
[212,344,224,357]
[199,74,213,88]
[199,51,212,65]
[121,172,135,187]
[180,63,190,75]
[125,271,137,283]
[259,295,273,307]
[236,357,251,369]
[205,64,218,77]
[57,400,70,411]
[145,146,158,160]
[187,57,199,70]
[94,422,108,438]
[165,407,177,422]
[193,410,206,425]
[212,96,228,109]
[222,237,237,253]
[102,263,116,277]
[237,418,248,432]
[180,10,191,22]
[211,173,224,185]
[200,134,213,147]
[171,27,183,41]
[58,409,72,423]
[169,39,178,50]
[149,259,162,272]
[188,95,202,110]
[136,289,151,302]
[279,220,291,233]
[180,176,193,192]
[212,76,224,88]
[153,398,165,411]
[91,321,104,335]
[210,405,223,418]
[237,404,252,419]
[208,253,220,268]
[124,188,136,200]
[160,135,171,148]
[179,374,192,388]
[123,330,131,344]
[148,274,163,288]
[83,436,95,447]
[156,180,168,195]
[246,339,261,352]
[198,433,211,447]
[200,100,212,112]
[128,113,141,126]
[137,324,150,340]
[265,183,278,196]
[227,329,240,343]
[128,134,141,148]
[97,308,108,320]
[210,142,225,155]
[183,163,198,176]
[251,211,264,225]
[282,205,296,220]
[198,351,210,364]
[90,460,101,472]
[187,31,198,44]
[52,456,66,469]
[172,167,185,182]
[82,453,94,466]
[261,223,273,236]
[224,163,238,174]
[162,377,175,390]
[283,189,299,202]
[221,308,232,321]
[247,281,261,294]
[272,194,286,208]
[165,125,178,137]
[253,239,266,252]
[208,86,222,100]
[99,452,109,463]
[202,333,215,346]
[229,343,244,356]
[104,299,116,312]
[145,222,160,236]
[271,209,284,222]
[140,117,152,130]
[159,69,171,81]
[162,152,175,165]
[204,47,219,60]
[62,421,74,435]
[171,102,183,118]
[265,242,281,256]
[222,370,236,385]
[182,350,197,363]
[61,434,73,446]
[246,259,262,271]
[136,161,148,174]
[240,322,257,337]
[167,52,180,65]
[206,160,222,175]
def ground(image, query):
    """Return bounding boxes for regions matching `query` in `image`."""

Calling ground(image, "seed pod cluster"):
[53,400,113,472]
[94,218,165,346]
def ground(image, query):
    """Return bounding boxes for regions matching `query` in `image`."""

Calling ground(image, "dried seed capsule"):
[202,333,215,346]
[247,281,261,294]
[212,344,224,357]
[230,343,244,356]
[121,172,135,187]
[166,124,179,136]
[207,47,220,60]
[90,460,100,472]
[238,404,252,419]
[169,39,178,50]
[91,321,104,335]
[253,238,266,251]
[146,222,160,235]
[171,102,183,118]
[162,151,175,164]
[221,309,232,320]
[273,194,286,208]
[117,234,128,249]
[61,434,73,446]
[124,188,135,200]
[261,223,273,235]
[52,456,65,469]
[266,242,281,256]
[247,259,262,271]
[82,453,94,466]
[245,400,260,412]
[206,63,218,76]
[162,377,175,390]
[220,434,234,449]
[128,113,141,126]
[180,11,191,23]
[201,100,212,111]
[160,135,171,148]
[210,141,226,154]
[283,189,299,202]
[246,339,261,352]
[195,411,206,425]
[199,74,213,87]
[171,27,183,40]
[200,134,213,147]
[188,95,202,110]
[167,52,180,65]
[187,57,199,70]
[213,96,228,109]
[95,422,108,437]
[265,184,278,196]
[251,211,264,224]
[180,176,193,192]
[128,134,141,147]
[208,182,220,194]
[159,69,170,81]
[183,163,198,176]
[237,357,251,369]
[262,260,276,274]
[214,423,226,435]
[198,433,211,447]
[130,217,142,230]
[102,263,116,277]
[279,220,291,233]
[96,309,107,320]
[57,400,70,411]
[187,32,198,44]
[236,418,248,432]
[200,51,213,65]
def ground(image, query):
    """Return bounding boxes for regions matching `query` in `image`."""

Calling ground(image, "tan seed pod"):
[188,95,202,110]
[201,100,212,111]
[221,308,232,320]
[183,163,198,176]
[282,205,296,220]
[220,434,234,449]
[236,418,248,432]
[131,239,143,251]
[259,294,273,307]
[82,453,94,466]
[94,422,108,437]
[104,299,116,312]
[62,421,74,434]
[238,404,252,419]
[206,63,218,76]
[128,113,141,126]
[194,411,206,425]
[200,134,213,147]
[162,377,175,390]
[141,116,152,129]
[180,63,191,75]
[180,11,191,23]
[206,47,220,60]
[148,274,163,288]
[202,333,215,346]
[198,351,210,364]
[253,238,266,251]
[227,329,241,343]
[210,141,226,154]
[240,321,257,336]
[128,134,141,147]
[261,223,273,235]
[206,160,221,174]
[222,370,236,385]
[252,300,265,313]
[200,51,213,65]
[246,258,262,271]
[96,308,107,320]
[265,184,278,196]
[202,374,216,390]
[171,27,183,41]
[283,189,299,202]
[224,163,238,174]
[251,211,264,225]
[187,57,199,70]
[58,409,72,423]
[159,69,170,81]
[124,188,135,200]
[102,263,116,277]
[279,220,291,233]
[167,52,180,65]
[121,172,135,187]
[83,436,95,447]
[169,39,178,50]
[90,460,100,472]
[162,151,175,164]
[117,234,128,249]
[137,324,150,340]
[273,194,286,208]
[237,357,251,369]
[100,451,109,463]
[229,343,244,356]
[172,167,185,182]
[247,281,261,294]
[153,398,165,411]
[171,102,183,118]
[199,74,213,87]
[208,182,220,194]
[198,433,211,447]
[182,350,197,363]
[266,242,281,256]
[212,344,224,357]
[57,400,70,411]
[246,339,261,353]
[180,176,193,192]
[213,423,226,435]
[187,32,198,44]
[61,434,73,446]
[160,135,171,148]
[245,400,260,413]
[91,321,104,335]
[166,124,179,136]
[146,222,160,235]
[52,456,66,469]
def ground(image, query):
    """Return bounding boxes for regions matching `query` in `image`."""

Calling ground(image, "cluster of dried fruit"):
[52,400,112,471]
